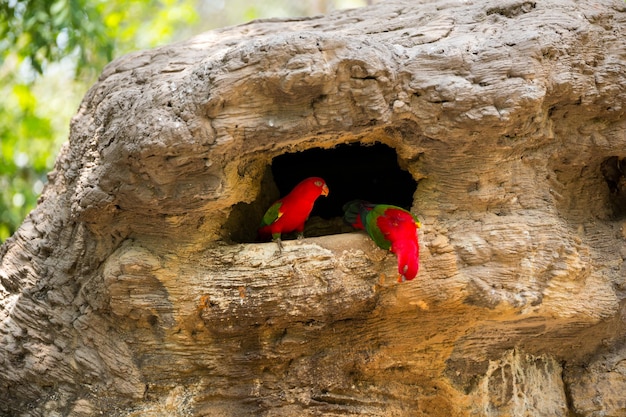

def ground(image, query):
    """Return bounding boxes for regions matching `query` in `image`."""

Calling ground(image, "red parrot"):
[258,177,329,246]
[343,200,421,282]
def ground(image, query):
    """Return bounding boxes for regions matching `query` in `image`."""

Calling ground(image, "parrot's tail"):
[342,199,374,230]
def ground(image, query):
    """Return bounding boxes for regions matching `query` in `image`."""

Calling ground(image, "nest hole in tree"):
[601,155,626,218]
[225,142,418,243]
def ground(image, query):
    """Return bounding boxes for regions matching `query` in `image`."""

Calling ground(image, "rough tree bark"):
[1,0,626,415]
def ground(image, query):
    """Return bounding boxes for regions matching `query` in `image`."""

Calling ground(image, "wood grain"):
[1,0,625,415]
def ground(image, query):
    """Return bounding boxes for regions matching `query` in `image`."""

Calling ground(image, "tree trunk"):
[2,0,626,415]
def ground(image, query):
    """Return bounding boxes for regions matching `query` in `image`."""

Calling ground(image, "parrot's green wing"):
[260,201,283,227]
[365,205,393,250]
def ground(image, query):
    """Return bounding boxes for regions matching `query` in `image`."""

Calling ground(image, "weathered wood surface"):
[1,0,626,415]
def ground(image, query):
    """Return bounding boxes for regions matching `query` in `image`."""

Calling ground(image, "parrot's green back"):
[364,205,393,250]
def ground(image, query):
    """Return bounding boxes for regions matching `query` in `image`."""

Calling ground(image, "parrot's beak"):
[321,185,329,196]
[415,219,421,228]
[398,265,408,282]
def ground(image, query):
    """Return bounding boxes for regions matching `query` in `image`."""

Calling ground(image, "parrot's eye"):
[314,181,323,187]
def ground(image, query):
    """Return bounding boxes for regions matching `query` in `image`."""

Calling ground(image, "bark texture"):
[1,0,626,415]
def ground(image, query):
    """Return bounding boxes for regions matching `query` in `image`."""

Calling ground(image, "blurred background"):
[0,0,376,242]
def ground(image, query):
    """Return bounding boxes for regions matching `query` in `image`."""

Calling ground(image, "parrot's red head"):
[297,177,329,198]
[393,239,419,282]
[398,260,419,282]
[314,178,330,197]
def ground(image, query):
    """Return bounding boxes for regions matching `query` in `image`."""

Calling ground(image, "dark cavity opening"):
[601,156,626,218]
[272,142,416,218]
[225,142,418,243]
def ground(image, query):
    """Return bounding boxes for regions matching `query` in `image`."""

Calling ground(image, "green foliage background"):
[0,0,369,242]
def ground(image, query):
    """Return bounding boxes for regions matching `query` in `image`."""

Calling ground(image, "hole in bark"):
[269,142,417,238]
[601,156,626,217]
[225,142,418,243]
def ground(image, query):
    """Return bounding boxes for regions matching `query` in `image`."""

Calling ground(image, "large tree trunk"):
[2,0,626,415]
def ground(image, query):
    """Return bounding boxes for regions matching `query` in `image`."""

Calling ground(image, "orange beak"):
[321,184,329,197]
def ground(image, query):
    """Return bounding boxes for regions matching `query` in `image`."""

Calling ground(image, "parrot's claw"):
[273,238,284,253]
[296,232,304,240]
